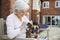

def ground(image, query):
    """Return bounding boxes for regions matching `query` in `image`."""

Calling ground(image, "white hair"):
[13,0,29,11]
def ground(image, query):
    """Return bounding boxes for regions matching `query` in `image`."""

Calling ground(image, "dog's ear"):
[27,23,32,28]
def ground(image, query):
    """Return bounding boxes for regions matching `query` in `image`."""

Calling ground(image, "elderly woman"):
[6,0,29,39]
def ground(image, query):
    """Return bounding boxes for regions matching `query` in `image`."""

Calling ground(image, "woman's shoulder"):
[7,13,15,19]
[6,13,16,21]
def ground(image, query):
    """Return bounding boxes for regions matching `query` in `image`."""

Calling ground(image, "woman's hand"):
[20,22,28,31]
[22,22,28,26]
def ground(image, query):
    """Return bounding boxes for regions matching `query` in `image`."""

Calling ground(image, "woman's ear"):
[14,9,18,15]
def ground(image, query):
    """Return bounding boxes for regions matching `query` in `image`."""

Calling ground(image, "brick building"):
[40,0,60,27]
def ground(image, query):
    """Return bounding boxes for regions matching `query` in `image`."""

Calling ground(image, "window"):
[43,16,60,27]
[43,1,49,8]
[55,1,60,8]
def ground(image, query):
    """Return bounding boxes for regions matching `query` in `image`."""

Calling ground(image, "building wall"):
[41,0,60,24]
[1,0,10,19]
[32,0,40,11]
[32,10,40,23]
[10,0,16,14]
[0,0,1,18]
[31,0,41,24]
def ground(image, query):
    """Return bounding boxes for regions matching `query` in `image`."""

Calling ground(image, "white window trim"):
[43,15,60,27]
[43,1,49,8]
[55,1,60,8]
[43,16,52,27]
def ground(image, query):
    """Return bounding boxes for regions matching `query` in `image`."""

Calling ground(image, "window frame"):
[43,15,60,27]
[43,1,49,8]
[55,1,60,8]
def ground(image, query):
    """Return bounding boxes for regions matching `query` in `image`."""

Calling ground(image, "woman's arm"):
[6,17,20,39]
[20,22,28,31]
[20,15,30,30]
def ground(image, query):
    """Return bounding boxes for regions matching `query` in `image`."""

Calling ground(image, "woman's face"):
[15,9,29,17]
